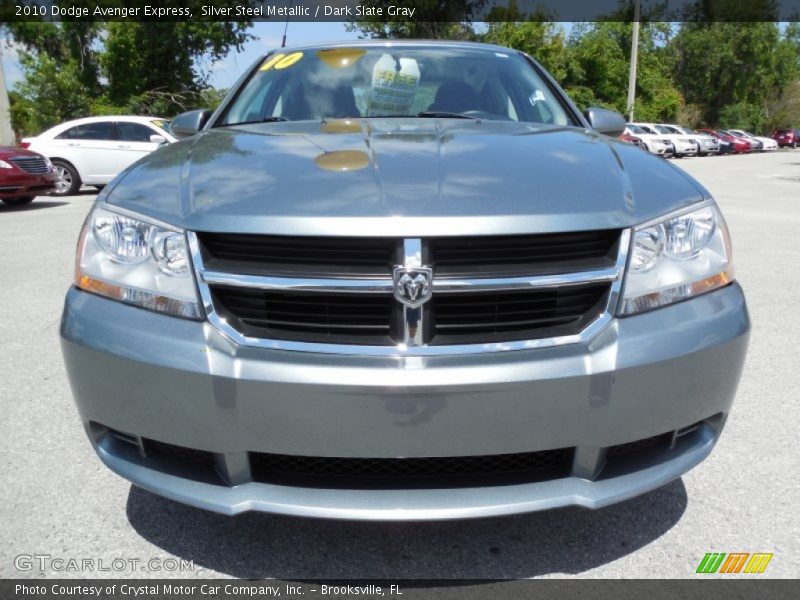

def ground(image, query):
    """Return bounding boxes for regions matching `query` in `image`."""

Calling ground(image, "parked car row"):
[2,115,176,206]
[621,122,791,157]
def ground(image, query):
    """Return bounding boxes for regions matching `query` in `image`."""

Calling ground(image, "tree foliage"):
[4,18,251,136]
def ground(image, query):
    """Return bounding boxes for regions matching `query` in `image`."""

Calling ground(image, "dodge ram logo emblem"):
[393,266,433,308]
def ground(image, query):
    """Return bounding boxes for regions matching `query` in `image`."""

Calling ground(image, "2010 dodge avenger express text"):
[60,41,750,520]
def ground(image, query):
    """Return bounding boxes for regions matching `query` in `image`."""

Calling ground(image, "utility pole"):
[626,0,641,122]
[0,42,15,145]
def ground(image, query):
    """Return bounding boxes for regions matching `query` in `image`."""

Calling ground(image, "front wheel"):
[51,160,81,196]
[1,196,35,206]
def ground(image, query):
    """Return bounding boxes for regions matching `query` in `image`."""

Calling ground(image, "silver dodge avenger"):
[60,41,750,520]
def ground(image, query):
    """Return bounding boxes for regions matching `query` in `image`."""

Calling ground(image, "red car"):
[772,129,799,148]
[0,146,60,206]
[697,129,752,153]
[618,133,645,149]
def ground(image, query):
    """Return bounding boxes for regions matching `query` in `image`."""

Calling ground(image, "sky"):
[1,21,360,90]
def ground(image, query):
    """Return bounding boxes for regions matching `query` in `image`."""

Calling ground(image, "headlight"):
[0,159,13,169]
[75,205,202,319]
[619,202,733,315]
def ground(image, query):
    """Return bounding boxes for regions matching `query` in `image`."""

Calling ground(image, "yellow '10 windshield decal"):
[260,52,304,71]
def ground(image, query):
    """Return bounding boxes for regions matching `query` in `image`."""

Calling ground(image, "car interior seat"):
[426,81,481,113]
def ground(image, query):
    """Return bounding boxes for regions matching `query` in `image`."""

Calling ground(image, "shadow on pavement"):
[126,479,687,579]
[0,200,69,212]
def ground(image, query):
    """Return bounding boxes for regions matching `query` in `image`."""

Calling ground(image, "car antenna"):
[281,19,289,48]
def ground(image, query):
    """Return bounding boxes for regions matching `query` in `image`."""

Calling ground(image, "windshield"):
[626,124,647,134]
[654,125,673,134]
[150,119,172,136]
[218,46,574,126]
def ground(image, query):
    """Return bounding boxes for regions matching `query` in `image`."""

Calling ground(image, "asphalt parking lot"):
[1,150,798,580]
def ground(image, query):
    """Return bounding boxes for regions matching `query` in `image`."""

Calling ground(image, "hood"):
[106,119,708,236]
[0,146,46,160]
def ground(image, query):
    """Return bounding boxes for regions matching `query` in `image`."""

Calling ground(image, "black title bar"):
[3,0,800,22]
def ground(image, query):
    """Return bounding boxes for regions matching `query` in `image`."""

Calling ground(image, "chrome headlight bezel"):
[75,204,202,319]
[619,201,734,316]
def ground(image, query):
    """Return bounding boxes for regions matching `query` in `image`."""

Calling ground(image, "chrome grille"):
[189,229,630,355]
[9,156,49,174]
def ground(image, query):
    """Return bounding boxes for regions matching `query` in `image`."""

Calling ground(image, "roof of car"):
[31,116,172,139]
[272,39,520,55]
[54,116,168,126]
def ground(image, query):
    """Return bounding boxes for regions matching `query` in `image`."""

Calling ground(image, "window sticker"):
[260,52,303,71]
[316,48,366,69]
[367,54,420,116]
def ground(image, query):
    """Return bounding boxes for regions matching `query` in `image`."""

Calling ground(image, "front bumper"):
[61,283,750,520]
[0,171,58,198]
[697,139,720,154]
[672,140,698,155]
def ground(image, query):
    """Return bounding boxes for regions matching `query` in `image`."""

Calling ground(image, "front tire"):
[1,196,35,206]
[51,160,81,196]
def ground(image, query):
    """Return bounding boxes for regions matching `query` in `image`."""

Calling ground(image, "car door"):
[113,122,166,170]
[52,121,119,183]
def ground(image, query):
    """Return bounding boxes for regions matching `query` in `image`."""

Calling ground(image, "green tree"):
[101,22,251,108]
[483,21,569,81]
[11,52,93,134]
[3,17,252,135]
[673,22,799,128]
[564,22,681,119]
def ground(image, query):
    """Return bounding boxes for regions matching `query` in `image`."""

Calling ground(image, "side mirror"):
[149,134,167,145]
[585,107,627,137]
[170,109,212,139]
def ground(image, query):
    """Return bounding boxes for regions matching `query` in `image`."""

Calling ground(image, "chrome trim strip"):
[202,270,394,293]
[432,267,621,293]
[403,238,423,268]
[399,238,426,347]
[200,267,621,294]
[187,229,631,356]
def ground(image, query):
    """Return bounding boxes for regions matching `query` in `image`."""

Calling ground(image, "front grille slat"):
[9,156,50,174]
[211,287,394,345]
[430,230,619,276]
[431,283,609,344]
[198,233,397,276]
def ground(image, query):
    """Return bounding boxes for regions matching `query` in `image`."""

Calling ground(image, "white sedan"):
[21,116,177,196]
[633,122,699,157]
[728,129,778,151]
[623,124,673,157]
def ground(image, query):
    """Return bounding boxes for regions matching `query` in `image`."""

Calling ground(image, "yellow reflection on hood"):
[321,119,362,134]
[317,48,366,69]
[314,150,369,172]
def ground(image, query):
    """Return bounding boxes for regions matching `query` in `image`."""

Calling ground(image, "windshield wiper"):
[416,111,481,120]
